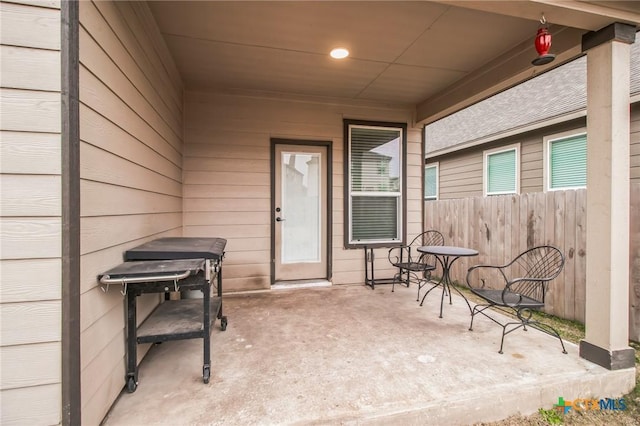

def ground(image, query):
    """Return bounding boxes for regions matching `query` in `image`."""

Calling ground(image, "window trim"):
[424,162,439,200]
[343,119,407,249]
[543,128,587,192]
[483,143,520,196]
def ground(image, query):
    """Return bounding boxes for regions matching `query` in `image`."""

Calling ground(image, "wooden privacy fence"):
[425,186,640,340]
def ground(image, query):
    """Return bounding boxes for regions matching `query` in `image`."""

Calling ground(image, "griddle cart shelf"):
[137,298,223,343]
[98,237,227,393]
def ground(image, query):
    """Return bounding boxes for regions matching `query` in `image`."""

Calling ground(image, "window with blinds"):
[345,120,405,246]
[425,163,438,200]
[548,133,587,190]
[484,144,519,196]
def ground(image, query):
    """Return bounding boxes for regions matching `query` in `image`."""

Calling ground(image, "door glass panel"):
[281,152,321,263]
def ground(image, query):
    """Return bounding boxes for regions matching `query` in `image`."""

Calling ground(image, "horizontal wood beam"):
[416,26,584,125]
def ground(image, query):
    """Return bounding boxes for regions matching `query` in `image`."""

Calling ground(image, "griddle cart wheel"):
[126,376,137,393]
[203,365,211,384]
[221,316,228,331]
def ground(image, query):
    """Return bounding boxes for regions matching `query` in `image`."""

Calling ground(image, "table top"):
[417,245,479,257]
[98,258,205,280]
[125,237,227,261]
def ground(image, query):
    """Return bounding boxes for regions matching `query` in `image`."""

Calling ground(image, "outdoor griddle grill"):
[98,237,227,393]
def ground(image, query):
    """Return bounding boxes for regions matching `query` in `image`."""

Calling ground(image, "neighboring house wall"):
[1,1,63,424]
[425,104,640,338]
[78,1,183,424]
[433,117,592,199]
[436,150,482,198]
[183,91,423,290]
[431,104,639,198]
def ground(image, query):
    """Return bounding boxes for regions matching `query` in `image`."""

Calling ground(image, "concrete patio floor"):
[102,284,635,425]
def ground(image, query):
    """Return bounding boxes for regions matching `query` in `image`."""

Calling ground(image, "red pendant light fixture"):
[532,14,555,66]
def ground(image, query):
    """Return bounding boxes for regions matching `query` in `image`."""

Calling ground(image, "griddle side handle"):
[99,270,193,287]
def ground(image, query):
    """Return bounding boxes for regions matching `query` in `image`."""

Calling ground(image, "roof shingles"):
[425,32,639,155]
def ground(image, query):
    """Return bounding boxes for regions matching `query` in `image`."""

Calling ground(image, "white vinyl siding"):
[484,144,520,196]
[545,131,587,191]
[346,122,405,245]
[424,163,438,200]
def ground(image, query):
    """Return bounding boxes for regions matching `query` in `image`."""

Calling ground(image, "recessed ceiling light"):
[330,48,349,59]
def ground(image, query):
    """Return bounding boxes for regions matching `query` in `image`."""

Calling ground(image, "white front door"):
[274,143,328,282]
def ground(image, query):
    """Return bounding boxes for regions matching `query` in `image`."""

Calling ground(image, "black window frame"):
[343,119,407,249]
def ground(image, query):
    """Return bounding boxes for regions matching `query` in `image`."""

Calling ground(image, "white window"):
[345,120,405,246]
[424,163,438,200]
[483,144,520,196]
[544,130,587,191]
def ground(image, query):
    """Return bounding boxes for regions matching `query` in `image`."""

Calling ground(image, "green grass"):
[538,408,563,425]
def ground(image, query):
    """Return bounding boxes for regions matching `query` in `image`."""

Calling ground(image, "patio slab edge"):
[337,366,636,425]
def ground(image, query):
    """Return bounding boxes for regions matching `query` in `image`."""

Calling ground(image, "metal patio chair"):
[466,245,567,354]
[388,230,444,301]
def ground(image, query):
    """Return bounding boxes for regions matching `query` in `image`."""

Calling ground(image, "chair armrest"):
[465,264,507,290]
[505,277,548,288]
[502,277,548,305]
[469,277,548,307]
[388,245,410,265]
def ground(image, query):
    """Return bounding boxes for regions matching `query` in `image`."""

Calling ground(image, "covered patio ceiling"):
[148,1,640,124]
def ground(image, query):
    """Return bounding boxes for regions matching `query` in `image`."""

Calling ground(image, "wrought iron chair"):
[466,245,567,354]
[388,230,444,301]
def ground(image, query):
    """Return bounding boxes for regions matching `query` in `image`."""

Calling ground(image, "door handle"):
[276,217,285,222]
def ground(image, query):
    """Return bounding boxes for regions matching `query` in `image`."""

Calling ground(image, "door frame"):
[270,138,332,284]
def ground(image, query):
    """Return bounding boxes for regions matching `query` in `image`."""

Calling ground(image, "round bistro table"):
[416,245,478,318]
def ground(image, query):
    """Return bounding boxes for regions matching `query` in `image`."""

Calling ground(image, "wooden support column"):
[61,0,81,423]
[579,23,636,370]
